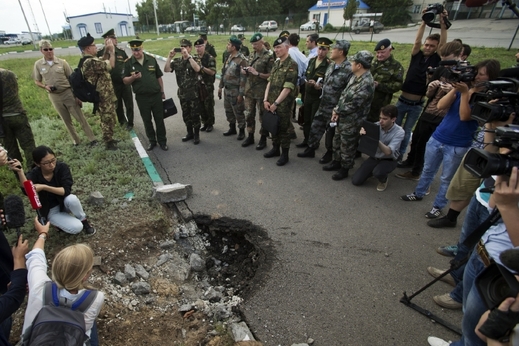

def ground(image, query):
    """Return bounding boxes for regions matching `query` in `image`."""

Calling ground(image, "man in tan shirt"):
[32,40,97,146]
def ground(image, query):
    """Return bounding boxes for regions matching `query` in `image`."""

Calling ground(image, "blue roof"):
[67,12,133,19]
[308,0,369,11]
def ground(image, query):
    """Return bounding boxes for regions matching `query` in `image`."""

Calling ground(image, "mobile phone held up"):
[174,48,182,53]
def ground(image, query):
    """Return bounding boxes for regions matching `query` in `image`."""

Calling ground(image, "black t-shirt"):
[401,50,441,96]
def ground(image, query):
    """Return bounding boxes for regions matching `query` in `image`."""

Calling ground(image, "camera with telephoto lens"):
[422,3,452,29]
[441,61,476,83]
[476,262,519,310]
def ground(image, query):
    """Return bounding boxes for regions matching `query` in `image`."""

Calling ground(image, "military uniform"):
[206,43,217,58]
[367,54,404,122]
[198,51,217,128]
[97,46,134,128]
[0,68,36,168]
[169,56,202,131]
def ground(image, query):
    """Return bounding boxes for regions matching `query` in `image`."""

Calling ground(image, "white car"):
[4,38,21,45]
[258,20,278,32]
[300,21,322,31]
[231,24,246,32]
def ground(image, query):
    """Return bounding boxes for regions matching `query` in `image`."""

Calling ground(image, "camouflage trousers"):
[98,111,116,143]
[244,97,268,136]
[0,113,36,168]
[180,98,201,129]
[332,115,364,169]
[114,82,134,126]
[223,88,245,129]
[272,103,292,149]
[307,106,333,150]
[200,89,215,127]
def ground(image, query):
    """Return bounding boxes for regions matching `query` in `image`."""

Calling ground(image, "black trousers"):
[351,157,398,186]
[406,119,440,176]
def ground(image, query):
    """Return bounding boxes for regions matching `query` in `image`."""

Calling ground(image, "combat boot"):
[323,160,341,171]
[256,135,267,150]
[237,128,245,140]
[182,127,194,142]
[242,133,254,147]
[297,146,315,158]
[194,127,200,145]
[223,123,237,136]
[332,167,349,180]
[264,144,280,158]
[319,150,333,164]
[105,140,118,151]
[276,147,289,166]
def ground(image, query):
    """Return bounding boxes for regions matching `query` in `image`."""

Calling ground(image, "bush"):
[322,23,335,32]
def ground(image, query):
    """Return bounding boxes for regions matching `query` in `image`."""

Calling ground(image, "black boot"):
[332,167,349,180]
[256,135,267,150]
[295,141,308,148]
[200,124,208,131]
[223,123,237,136]
[297,146,315,158]
[264,144,280,158]
[237,128,245,140]
[319,150,333,164]
[323,160,341,171]
[182,127,194,142]
[194,127,200,145]
[242,133,254,147]
[276,147,289,166]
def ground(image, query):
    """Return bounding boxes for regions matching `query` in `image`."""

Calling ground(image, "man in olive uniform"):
[238,34,250,58]
[123,39,167,151]
[297,40,353,162]
[218,36,248,140]
[194,38,217,133]
[263,37,298,166]
[77,33,118,150]
[165,39,203,144]
[199,32,217,59]
[296,37,331,148]
[241,32,274,149]
[97,29,134,130]
[325,51,375,180]
[367,38,404,123]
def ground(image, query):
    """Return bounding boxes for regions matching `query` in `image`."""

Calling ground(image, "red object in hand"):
[23,180,42,210]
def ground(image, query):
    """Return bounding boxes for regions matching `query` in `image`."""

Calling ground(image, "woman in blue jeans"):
[400,59,501,219]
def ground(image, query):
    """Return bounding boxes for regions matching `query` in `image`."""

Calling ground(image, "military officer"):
[97,29,134,130]
[77,33,118,150]
[238,34,250,58]
[367,38,404,123]
[241,32,274,149]
[263,37,298,166]
[199,32,217,59]
[164,39,203,144]
[296,37,332,148]
[325,51,375,180]
[123,39,168,151]
[218,36,248,140]
[194,38,217,133]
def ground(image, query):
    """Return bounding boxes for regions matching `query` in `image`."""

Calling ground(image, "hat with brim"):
[350,50,374,68]
[129,39,143,49]
[332,40,351,53]
[316,37,333,48]
[279,30,290,38]
[181,38,192,47]
[102,28,116,39]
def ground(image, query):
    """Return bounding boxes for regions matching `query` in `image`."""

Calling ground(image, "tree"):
[363,0,413,26]
[343,0,357,28]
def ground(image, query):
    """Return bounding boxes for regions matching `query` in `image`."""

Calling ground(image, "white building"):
[307,0,370,28]
[67,12,135,40]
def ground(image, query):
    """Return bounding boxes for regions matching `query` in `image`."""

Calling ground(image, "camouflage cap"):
[250,33,263,43]
[229,35,242,48]
[279,30,290,38]
[180,38,192,47]
[273,36,288,47]
[102,28,116,38]
[129,39,143,49]
[374,38,393,51]
[332,40,351,53]
[194,38,205,46]
[77,33,94,48]
[350,50,374,68]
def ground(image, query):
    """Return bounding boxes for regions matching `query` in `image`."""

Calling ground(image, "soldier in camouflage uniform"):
[77,33,118,150]
[324,51,375,180]
[218,36,248,140]
[367,39,404,123]
[241,32,274,149]
[97,29,134,130]
[297,40,353,163]
[199,32,217,59]
[238,34,250,59]
[296,37,332,149]
[0,68,36,168]
[165,39,203,144]
[263,37,298,166]
[194,39,217,133]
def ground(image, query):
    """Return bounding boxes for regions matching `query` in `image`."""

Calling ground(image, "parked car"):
[22,39,32,45]
[258,20,278,32]
[300,21,322,31]
[184,26,199,33]
[353,21,384,34]
[4,38,21,45]
[230,24,246,32]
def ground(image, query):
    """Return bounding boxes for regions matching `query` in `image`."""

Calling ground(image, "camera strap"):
[461,208,501,253]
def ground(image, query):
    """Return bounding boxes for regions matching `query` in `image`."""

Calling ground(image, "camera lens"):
[484,275,513,307]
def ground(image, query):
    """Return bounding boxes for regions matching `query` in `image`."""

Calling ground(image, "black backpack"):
[22,281,98,346]
[69,57,100,108]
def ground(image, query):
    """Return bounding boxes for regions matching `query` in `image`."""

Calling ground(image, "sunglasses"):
[42,48,53,51]
[131,48,141,51]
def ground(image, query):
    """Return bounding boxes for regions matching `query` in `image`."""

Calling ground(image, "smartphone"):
[174,48,182,53]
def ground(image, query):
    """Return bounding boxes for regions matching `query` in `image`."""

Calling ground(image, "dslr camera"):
[422,3,452,29]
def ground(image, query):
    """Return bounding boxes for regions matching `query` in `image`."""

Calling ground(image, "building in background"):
[67,12,135,40]
[307,0,369,28]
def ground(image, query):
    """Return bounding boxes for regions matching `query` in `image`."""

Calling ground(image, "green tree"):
[363,0,413,26]
[343,0,357,28]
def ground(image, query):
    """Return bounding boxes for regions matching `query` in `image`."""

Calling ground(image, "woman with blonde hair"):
[21,218,104,345]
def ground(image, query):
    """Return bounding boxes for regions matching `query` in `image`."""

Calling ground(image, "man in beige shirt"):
[32,40,97,146]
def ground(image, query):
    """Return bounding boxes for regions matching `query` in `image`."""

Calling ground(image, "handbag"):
[262,110,280,136]
[163,98,177,119]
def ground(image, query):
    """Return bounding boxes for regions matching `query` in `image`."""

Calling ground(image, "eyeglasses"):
[131,48,141,51]
[41,158,56,166]
[42,48,53,51]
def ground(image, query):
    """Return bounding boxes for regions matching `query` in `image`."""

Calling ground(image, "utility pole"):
[38,0,53,40]
[153,0,159,36]
[17,0,37,49]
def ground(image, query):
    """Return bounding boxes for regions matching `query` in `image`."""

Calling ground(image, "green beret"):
[250,33,263,43]
[180,38,192,47]
[279,30,290,38]
[77,33,94,48]
[229,36,242,47]
[129,39,143,49]
[102,28,115,39]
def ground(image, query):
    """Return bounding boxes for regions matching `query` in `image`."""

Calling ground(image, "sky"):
[1,0,141,35]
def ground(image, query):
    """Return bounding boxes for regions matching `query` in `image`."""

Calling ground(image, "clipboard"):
[357,120,380,157]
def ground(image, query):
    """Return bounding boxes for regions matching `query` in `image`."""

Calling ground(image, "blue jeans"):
[449,196,490,303]
[450,250,487,346]
[395,99,424,159]
[90,320,99,346]
[415,137,469,210]
[47,194,86,234]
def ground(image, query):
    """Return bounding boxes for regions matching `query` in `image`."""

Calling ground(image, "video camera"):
[470,78,519,124]
[427,60,476,83]
[422,3,452,29]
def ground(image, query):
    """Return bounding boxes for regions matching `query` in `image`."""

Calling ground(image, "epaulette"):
[124,57,131,62]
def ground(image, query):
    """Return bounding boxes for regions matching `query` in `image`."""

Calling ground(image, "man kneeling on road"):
[352,105,404,191]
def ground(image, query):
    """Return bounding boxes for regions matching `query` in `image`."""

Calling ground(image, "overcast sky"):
[2,0,141,35]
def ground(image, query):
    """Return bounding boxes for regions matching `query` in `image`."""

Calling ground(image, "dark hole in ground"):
[193,214,275,299]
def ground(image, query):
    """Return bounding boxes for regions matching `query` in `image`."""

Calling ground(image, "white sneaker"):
[427,336,451,346]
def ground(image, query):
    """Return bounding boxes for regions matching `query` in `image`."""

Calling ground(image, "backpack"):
[22,281,98,346]
[68,57,100,109]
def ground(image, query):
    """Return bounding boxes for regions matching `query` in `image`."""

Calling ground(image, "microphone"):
[23,180,46,225]
[4,195,25,238]
[500,248,519,273]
